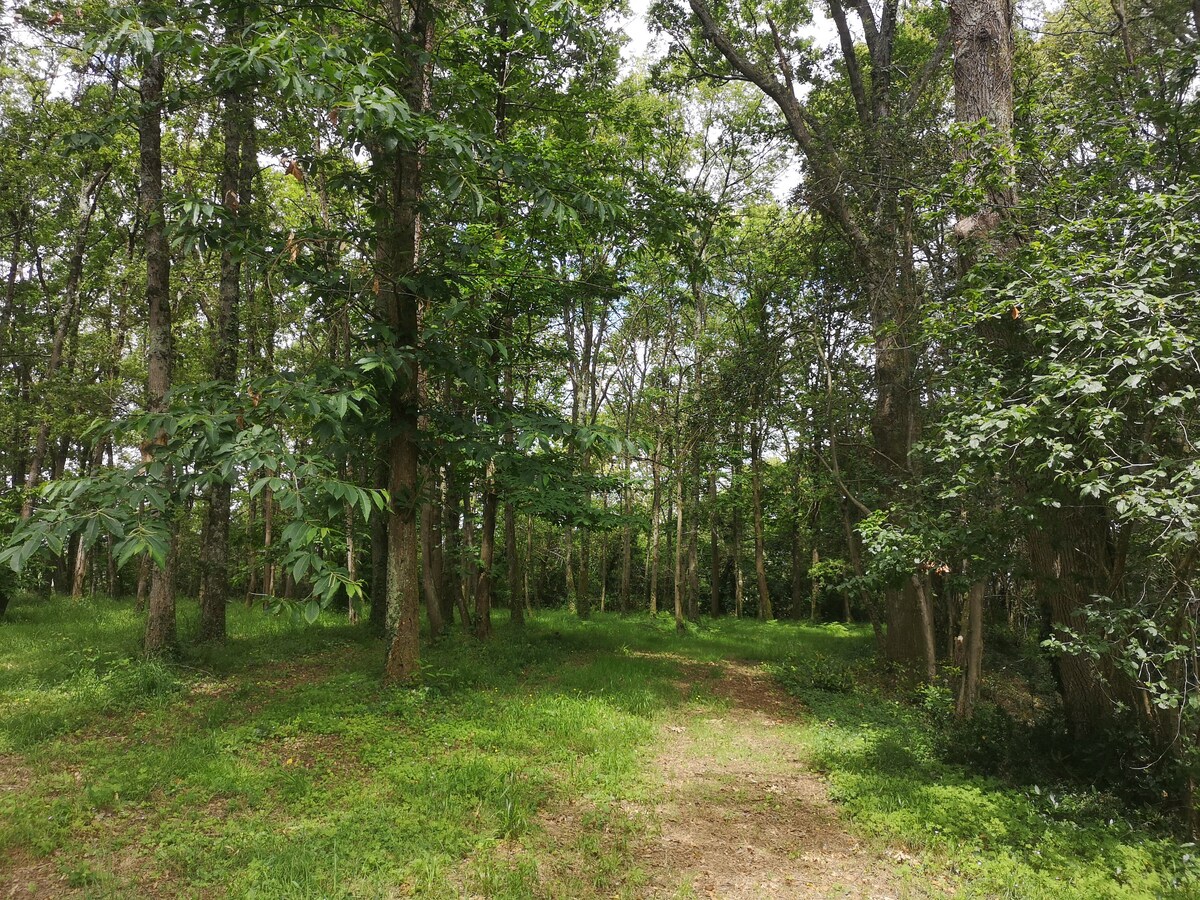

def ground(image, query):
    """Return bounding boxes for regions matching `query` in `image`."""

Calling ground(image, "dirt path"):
[628,658,918,900]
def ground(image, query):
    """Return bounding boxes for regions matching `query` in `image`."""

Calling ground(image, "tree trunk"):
[564,523,575,611]
[956,581,986,718]
[673,471,686,632]
[139,10,176,655]
[685,460,699,621]
[475,465,497,639]
[948,0,1016,698]
[708,471,721,617]
[441,460,461,626]
[648,432,663,614]
[732,450,745,618]
[1028,505,1124,739]
[620,459,633,613]
[378,0,435,683]
[459,489,476,627]
[346,492,360,623]
[198,50,253,642]
[506,501,523,626]
[791,519,805,620]
[262,483,275,597]
[750,427,772,620]
[421,496,444,637]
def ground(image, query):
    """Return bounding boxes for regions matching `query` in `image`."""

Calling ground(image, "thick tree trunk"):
[950,0,1015,230]
[139,14,176,655]
[956,581,986,718]
[949,0,1016,700]
[198,59,253,642]
[1028,505,1126,739]
[380,0,434,683]
[871,274,922,665]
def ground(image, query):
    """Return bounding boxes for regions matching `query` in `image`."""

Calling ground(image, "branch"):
[902,25,950,115]
[829,1,871,128]
[765,13,798,100]
[686,0,872,260]
[853,0,879,56]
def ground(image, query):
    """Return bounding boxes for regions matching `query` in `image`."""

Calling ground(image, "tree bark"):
[620,453,633,613]
[380,0,434,683]
[673,471,686,632]
[648,432,663,614]
[731,444,745,618]
[198,46,253,642]
[139,9,176,655]
[950,0,1016,701]
[956,580,986,718]
[421,495,445,637]
[505,501,523,626]
[750,425,772,620]
[1028,504,1125,739]
[475,464,497,639]
[708,471,721,616]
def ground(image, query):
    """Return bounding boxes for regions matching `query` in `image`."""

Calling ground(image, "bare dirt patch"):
[0,847,66,899]
[0,754,34,794]
[634,660,921,900]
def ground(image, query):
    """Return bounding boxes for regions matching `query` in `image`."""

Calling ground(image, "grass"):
[771,662,1200,899]
[0,594,1197,898]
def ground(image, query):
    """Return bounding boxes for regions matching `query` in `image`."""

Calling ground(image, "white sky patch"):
[617,0,659,70]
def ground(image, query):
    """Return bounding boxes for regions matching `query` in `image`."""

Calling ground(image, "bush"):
[774,651,857,693]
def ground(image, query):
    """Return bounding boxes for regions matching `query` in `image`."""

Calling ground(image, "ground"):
[0,597,1195,898]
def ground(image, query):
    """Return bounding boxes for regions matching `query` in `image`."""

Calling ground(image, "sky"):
[617,0,658,69]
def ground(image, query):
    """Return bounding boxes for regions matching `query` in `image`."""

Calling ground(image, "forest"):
[3,0,1200,896]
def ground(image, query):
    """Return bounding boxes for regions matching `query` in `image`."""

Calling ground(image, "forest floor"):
[0,597,1196,899]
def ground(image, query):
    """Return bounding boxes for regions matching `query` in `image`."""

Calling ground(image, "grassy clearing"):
[0,596,849,898]
[1,595,1196,898]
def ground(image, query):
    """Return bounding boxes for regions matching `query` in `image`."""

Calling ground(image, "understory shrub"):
[773,651,858,693]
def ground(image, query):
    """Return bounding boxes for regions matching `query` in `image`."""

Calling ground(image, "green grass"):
[1,595,1197,898]
[772,665,1200,899]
